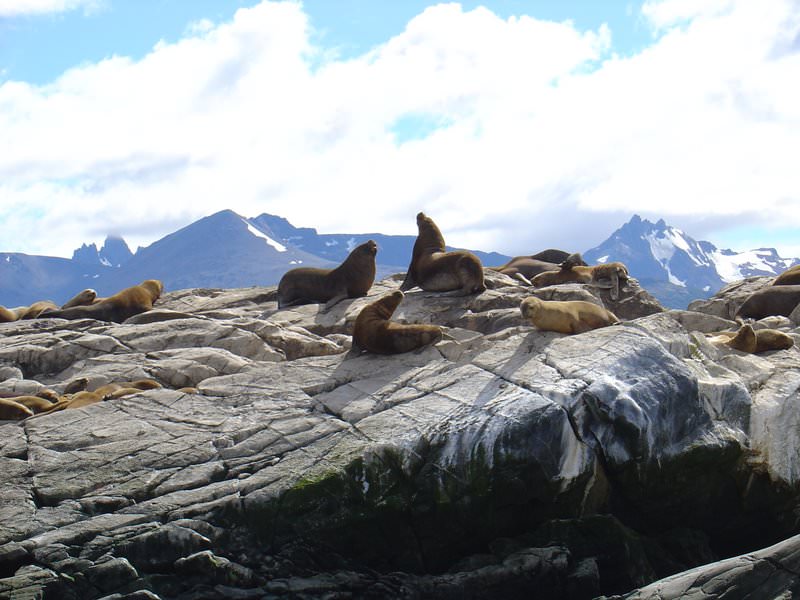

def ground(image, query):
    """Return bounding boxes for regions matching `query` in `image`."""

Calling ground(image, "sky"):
[1,0,799,260]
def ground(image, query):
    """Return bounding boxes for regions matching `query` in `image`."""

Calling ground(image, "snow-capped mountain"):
[584,215,799,308]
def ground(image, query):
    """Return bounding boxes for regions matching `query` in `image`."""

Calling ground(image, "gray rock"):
[1,274,799,599]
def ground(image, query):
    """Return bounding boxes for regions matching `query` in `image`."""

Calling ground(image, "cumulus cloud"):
[0,0,102,17]
[0,0,798,259]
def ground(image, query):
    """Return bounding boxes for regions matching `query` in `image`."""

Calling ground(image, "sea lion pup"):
[0,398,34,420]
[37,279,164,323]
[61,288,98,309]
[520,296,619,335]
[708,324,794,354]
[773,265,800,286]
[735,285,800,320]
[277,240,377,310]
[352,290,443,354]
[400,212,486,295]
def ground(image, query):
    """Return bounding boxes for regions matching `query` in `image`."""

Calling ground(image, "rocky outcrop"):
[0,272,799,599]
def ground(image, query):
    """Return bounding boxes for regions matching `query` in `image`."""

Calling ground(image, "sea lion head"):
[560,253,585,270]
[728,324,757,353]
[520,297,542,320]
[359,240,378,257]
[141,279,164,301]
[374,290,404,319]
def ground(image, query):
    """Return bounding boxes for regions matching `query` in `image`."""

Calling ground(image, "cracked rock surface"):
[1,272,799,599]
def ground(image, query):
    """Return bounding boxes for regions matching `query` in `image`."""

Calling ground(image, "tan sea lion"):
[277,240,377,310]
[400,212,485,295]
[61,288,98,309]
[735,285,800,320]
[17,300,59,319]
[708,324,794,353]
[37,279,164,323]
[352,290,443,354]
[773,265,800,286]
[0,306,18,322]
[520,296,619,334]
[0,398,34,420]
[5,395,57,414]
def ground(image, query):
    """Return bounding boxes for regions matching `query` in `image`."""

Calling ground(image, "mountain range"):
[1,211,797,309]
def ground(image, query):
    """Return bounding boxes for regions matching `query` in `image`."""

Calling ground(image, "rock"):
[688,276,773,320]
[1,274,799,599]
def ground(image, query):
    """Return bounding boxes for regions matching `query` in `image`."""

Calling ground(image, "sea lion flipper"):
[399,272,416,292]
[610,271,620,301]
[512,273,533,286]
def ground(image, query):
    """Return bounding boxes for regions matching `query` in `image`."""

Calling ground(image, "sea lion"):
[0,306,18,323]
[37,279,164,323]
[735,285,800,320]
[61,288,98,309]
[0,398,34,420]
[532,254,630,300]
[277,240,377,310]
[17,300,59,319]
[63,378,90,394]
[5,395,57,413]
[773,265,800,286]
[490,251,587,286]
[400,212,486,295]
[352,290,443,354]
[708,324,794,353]
[520,296,619,334]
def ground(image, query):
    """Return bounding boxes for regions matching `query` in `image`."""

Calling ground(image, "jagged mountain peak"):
[585,215,799,309]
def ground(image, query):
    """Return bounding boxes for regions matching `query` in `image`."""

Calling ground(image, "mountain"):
[0,253,109,307]
[584,215,800,308]
[250,213,511,270]
[72,235,134,267]
[93,210,337,296]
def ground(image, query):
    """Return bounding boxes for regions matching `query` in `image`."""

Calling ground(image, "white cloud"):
[0,0,799,261]
[0,0,102,17]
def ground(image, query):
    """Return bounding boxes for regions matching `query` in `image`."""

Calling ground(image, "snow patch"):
[711,249,780,283]
[346,237,357,252]
[289,260,303,265]
[325,240,339,246]
[596,255,609,264]
[703,285,710,292]
[644,232,686,286]
[4,256,9,263]
[100,257,112,267]
[244,220,287,252]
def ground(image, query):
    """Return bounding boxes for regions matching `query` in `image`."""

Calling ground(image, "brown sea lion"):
[400,212,485,295]
[277,240,377,310]
[735,285,800,320]
[61,288,98,309]
[532,254,630,300]
[773,265,800,286]
[0,398,34,420]
[63,378,90,394]
[37,279,164,323]
[352,290,443,354]
[490,251,587,286]
[520,296,619,334]
[708,324,794,353]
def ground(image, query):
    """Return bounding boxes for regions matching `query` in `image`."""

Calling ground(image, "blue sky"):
[0,0,798,261]
[1,1,650,84]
